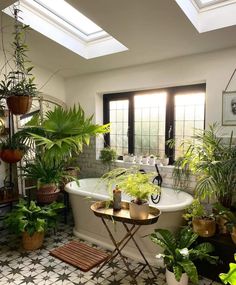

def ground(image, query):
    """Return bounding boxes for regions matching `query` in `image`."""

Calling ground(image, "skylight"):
[176,0,236,32]
[3,0,128,59]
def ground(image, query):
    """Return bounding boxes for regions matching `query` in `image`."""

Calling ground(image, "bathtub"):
[65,178,193,265]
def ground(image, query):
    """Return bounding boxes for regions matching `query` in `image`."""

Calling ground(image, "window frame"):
[103,83,206,163]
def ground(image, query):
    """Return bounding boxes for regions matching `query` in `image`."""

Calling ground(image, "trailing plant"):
[0,133,28,151]
[183,199,212,221]
[101,167,160,204]
[150,227,218,284]
[4,199,64,236]
[0,5,37,98]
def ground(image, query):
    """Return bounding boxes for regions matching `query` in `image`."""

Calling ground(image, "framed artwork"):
[222,91,236,126]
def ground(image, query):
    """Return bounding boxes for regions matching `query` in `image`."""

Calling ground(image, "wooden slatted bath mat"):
[50,240,109,272]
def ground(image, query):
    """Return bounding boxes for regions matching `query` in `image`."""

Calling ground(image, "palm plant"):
[173,123,236,208]
[150,227,218,284]
[17,105,110,162]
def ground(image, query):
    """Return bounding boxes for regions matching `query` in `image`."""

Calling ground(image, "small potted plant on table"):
[102,167,160,219]
[5,199,64,250]
[150,227,218,285]
[99,147,117,170]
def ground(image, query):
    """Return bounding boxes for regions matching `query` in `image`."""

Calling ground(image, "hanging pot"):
[166,268,188,285]
[7,95,32,115]
[192,217,216,237]
[22,231,44,250]
[129,200,149,219]
[0,149,24,163]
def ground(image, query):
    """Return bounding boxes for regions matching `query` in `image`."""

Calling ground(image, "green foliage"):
[0,9,37,98]
[173,123,236,207]
[0,133,28,151]
[4,199,64,236]
[99,148,117,165]
[183,199,208,221]
[101,167,160,204]
[150,227,218,284]
[219,254,236,285]
[17,105,110,162]
[21,158,77,187]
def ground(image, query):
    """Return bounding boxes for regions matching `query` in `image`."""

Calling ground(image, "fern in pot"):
[102,167,160,219]
[150,227,218,285]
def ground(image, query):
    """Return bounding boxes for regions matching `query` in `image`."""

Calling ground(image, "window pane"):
[109,100,129,156]
[174,93,205,158]
[134,92,167,155]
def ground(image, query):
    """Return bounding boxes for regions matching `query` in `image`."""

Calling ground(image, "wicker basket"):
[22,231,44,250]
[36,188,60,204]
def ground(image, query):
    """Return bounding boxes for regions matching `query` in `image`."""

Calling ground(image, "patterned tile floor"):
[0,220,221,285]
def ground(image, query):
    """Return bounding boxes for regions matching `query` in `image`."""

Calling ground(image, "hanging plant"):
[0,3,38,115]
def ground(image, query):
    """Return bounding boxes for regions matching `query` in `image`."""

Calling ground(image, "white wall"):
[65,46,236,136]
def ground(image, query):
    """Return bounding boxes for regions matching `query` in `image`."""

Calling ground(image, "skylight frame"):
[3,0,128,59]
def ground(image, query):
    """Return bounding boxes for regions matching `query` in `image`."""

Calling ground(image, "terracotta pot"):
[22,231,44,250]
[7,95,32,115]
[192,217,216,237]
[129,200,149,219]
[231,226,236,244]
[166,268,188,285]
[0,149,24,163]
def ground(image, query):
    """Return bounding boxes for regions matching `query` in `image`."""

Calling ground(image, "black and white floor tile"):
[0,221,221,285]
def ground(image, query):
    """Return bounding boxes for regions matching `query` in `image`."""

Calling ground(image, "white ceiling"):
[1,0,236,78]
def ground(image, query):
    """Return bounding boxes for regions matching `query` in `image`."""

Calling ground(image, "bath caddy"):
[91,201,161,283]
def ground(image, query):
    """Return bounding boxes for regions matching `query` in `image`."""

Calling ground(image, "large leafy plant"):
[4,199,64,236]
[173,123,236,208]
[17,105,110,162]
[101,167,160,204]
[150,227,218,284]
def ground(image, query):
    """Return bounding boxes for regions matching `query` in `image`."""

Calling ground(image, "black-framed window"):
[103,84,206,163]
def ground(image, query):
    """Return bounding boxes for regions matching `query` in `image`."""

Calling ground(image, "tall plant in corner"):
[0,2,37,115]
[173,123,236,208]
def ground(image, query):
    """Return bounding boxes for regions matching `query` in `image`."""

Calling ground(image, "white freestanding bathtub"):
[65,178,193,265]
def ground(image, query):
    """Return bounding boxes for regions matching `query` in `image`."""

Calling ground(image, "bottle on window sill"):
[113,185,121,211]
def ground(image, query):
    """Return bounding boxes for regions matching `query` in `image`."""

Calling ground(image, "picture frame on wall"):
[222,91,236,126]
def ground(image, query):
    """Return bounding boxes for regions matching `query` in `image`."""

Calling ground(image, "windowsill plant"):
[99,147,117,170]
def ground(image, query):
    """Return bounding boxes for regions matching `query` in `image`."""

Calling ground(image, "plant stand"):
[91,201,161,284]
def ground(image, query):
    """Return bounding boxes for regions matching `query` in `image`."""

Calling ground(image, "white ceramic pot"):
[162,157,169,166]
[166,268,188,285]
[135,156,142,164]
[142,157,149,164]
[149,157,155,165]
[129,200,149,219]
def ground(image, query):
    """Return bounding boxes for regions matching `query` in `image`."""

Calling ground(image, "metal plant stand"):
[91,201,161,283]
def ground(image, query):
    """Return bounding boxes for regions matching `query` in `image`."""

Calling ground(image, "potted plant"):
[150,227,218,285]
[0,7,38,115]
[213,203,236,244]
[161,154,169,166]
[102,167,160,219]
[4,199,64,250]
[0,134,28,163]
[173,123,236,208]
[99,147,117,170]
[142,155,149,164]
[21,157,76,204]
[183,199,216,237]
